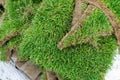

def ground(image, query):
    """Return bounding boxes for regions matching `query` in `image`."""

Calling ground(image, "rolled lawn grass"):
[0,0,119,80]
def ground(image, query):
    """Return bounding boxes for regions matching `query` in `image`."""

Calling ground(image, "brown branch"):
[58,4,95,50]
[72,0,83,26]
[84,0,120,45]
[0,30,20,47]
